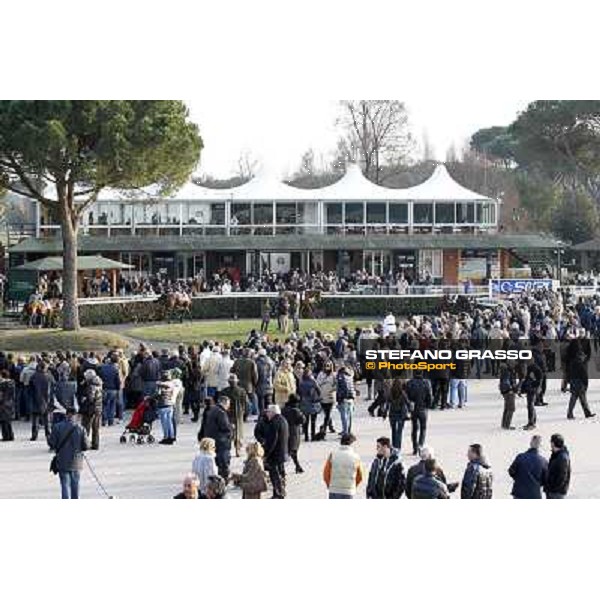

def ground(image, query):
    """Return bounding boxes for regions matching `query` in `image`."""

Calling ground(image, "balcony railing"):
[37,222,497,238]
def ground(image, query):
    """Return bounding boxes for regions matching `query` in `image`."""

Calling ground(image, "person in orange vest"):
[323,433,364,499]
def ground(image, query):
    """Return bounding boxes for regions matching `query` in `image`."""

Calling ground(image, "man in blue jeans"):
[99,354,121,427]
[48,407,90,499]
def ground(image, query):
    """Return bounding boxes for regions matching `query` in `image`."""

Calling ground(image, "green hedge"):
[79,295,444,326]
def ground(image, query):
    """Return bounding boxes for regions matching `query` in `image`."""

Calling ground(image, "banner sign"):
[491,279,555,294]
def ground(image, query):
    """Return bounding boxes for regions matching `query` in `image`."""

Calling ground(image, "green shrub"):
[79,295,444,327]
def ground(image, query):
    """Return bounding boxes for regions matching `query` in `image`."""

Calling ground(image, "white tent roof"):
[39,163,496,204]
[394,164,494,202]
[189,163,496,203]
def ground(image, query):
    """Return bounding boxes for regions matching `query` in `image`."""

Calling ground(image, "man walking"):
[406,370,432,455]
[262,404,289,499]
[203,396,233,481]
[48,407,90,499]
[508,435,548,499]
[544,434,571,499]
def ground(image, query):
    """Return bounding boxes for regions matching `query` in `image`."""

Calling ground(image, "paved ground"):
[2,376,600,499]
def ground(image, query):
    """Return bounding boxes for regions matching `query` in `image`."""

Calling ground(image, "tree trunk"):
[60,205,80,331]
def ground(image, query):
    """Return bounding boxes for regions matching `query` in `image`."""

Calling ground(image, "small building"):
[8,163,562,284]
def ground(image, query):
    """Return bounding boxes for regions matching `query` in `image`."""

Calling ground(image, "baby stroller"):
[120,396,157,444]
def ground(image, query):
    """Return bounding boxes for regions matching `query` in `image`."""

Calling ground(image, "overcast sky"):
[186,99,530,179]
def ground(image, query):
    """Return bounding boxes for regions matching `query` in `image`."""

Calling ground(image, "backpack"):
[334,338,345,359]
[336,371,349,401]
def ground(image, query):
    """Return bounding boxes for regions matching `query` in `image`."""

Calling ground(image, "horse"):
[301,290,323,318]
[23,298,62,328]
[157,291,192,323]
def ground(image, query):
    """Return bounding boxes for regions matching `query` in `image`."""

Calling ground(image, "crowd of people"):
[28,267,453,301]
[0,285,599,499]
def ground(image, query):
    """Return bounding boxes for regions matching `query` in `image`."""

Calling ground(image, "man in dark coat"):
[508,435,548,499]
[406,370,432,455]
[203,396,233,480]
[48,407,90,499]
[565,339,595,420]
[80,369,103,450]
[282,394,306,473]
[405,446,448,499]
[30,362,54,441]
[255,348,275,414]
[219,373,248,456]
[366,437,405,499]
[0,370,16,441]
[231,348,259,418]
[412,458,450,499]
[544,434,571,499]
[519,358,543,430]
[262,404,289,499]
[460,443,493,499]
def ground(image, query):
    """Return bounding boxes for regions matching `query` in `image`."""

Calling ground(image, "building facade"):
[8,163,561,284]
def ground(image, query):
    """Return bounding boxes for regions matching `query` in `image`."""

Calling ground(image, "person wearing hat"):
[219,373,248,457]
[80,369,103,450]
[48,406,90,499]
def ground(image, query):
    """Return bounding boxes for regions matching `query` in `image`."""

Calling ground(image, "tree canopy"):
[0,100,203,329]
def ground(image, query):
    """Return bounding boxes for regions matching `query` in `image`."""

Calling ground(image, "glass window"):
[345,202,364,224]
[232,203,251,225]
[326,203,342,224]
[210,203,225,225]
[414,203,433,224]
[276,203,297,224]
[367,203,386,224]
[457,203,475,223]
[389,203,408,223]
[435,203,454,224]
[253,203,273,225]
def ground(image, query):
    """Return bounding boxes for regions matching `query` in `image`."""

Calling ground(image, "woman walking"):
[298,367,321,442]
[316,361,336,438]
[282,394,306,473]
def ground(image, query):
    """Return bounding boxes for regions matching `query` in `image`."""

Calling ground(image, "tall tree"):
[237,149,258,180]
[509,100,600,201]
[470,126,516,167]
[421,130,436,161]
[337,100,412,183]
[0,101,202,330]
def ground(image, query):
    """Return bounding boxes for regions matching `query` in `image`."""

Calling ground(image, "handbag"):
[49,424,77,475]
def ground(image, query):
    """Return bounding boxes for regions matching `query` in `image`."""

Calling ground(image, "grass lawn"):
[125,318,377,346]
[1,328,130,353]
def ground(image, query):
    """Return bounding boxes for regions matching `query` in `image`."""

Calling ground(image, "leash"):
[83,454,113,499]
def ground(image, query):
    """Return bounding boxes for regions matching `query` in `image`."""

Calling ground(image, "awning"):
[15,255,134,272]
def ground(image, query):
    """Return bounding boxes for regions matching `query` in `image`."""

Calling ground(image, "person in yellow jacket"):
[273,359,296,408]
[323,433,364,499]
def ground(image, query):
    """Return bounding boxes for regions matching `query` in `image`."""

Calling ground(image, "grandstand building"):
[8,163,561,284]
